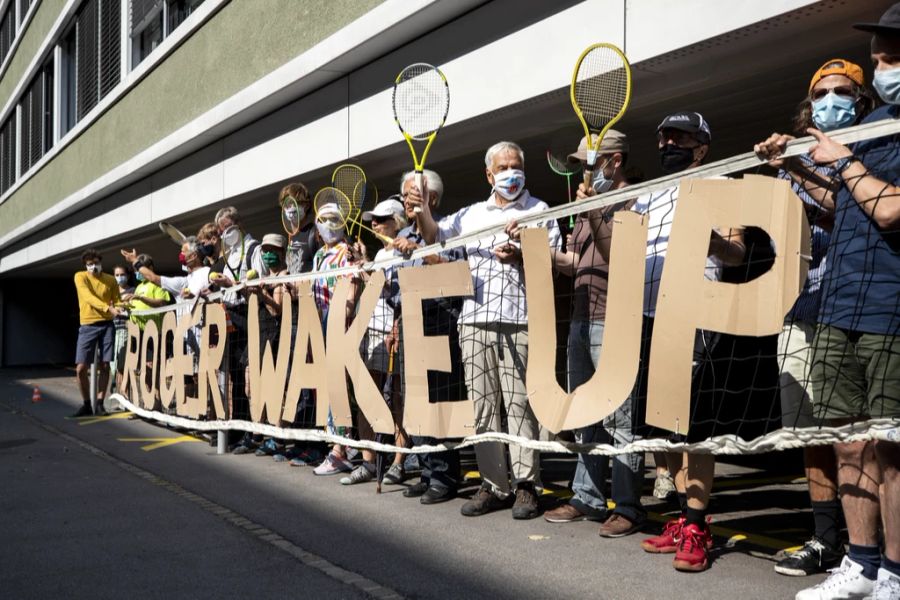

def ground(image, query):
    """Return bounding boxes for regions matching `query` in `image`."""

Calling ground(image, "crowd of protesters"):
[70,6,900,599]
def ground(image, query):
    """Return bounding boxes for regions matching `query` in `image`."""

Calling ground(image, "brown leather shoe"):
[511,483,540,520]
[544,503,591,523]
[598,513,642,538]
[460,483,508,517]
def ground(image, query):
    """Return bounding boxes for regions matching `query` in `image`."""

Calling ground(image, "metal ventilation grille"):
[100,0,121,97]
[0,2,16,66]
[75,0,121,122]
[76,0,100,121]
[19,61,54,174]
[0,116,16,194]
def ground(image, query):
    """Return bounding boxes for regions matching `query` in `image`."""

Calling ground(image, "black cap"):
[657,111,711,144]
[854,2,900,34]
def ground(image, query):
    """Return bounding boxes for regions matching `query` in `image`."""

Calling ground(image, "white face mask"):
[316,223,344,245]
[86,263,101,274]
[491,168,526,200]
[222,226,241,249]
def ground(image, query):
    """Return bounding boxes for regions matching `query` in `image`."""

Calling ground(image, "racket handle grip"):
[413,171,424,214]
[583,167,594,189]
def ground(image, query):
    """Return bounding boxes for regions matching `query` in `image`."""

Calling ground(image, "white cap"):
[362,198,405,222]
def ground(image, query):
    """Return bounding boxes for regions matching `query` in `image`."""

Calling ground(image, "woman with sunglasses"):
[757,58,880,579]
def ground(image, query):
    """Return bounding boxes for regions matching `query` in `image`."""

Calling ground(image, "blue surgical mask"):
[135,272,145,282]
[873,67,900,105]
[811,92,856,132]
[591,160,614,194]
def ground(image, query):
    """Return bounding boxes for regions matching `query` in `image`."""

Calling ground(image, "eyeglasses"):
[810,86,855,101]
[371,215,394,224]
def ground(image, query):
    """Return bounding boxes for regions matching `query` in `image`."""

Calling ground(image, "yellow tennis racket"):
[392,63,450,214]
[570,43,631,188]
[332,164,366,237]
[313,187,392,245]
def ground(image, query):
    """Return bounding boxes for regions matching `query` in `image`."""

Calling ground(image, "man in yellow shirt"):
[73,249,122,417]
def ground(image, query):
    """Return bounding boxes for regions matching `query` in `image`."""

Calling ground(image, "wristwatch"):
[833,156,856,174]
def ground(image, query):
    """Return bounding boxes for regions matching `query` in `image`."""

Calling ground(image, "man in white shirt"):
[414,141,562,520]
[215,206,266,430]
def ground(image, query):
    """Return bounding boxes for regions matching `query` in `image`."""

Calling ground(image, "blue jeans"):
[567,320,646,522]
[411,436,459,491]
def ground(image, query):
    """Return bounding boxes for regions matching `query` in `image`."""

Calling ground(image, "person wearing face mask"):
[240,234,290,424]
[753,59,877,581]
[336,198,410,486]
[758,6,900,598]
[310,203,366,476]
[278,183,320,275]
[413,141,562,520]
[581,113,745,572]
[126,254,172,331]
[214,206,265,441]
[122,239,217,384]
[109,265,136,398]
[533,130,646,537]
[73,249,123,417]
[390,171,466,503]
[196,223,223,269]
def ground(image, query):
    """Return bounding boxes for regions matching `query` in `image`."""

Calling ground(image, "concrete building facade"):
[0,0,890,365]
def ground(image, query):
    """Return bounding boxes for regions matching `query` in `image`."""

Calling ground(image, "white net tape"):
[123,117,900,455]
[111,393,900,455]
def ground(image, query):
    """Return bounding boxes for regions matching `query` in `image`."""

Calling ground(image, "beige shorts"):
[777,321,821,428]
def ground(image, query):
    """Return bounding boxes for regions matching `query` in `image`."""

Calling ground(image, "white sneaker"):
[873,568,900,600]
[795,556,875,600]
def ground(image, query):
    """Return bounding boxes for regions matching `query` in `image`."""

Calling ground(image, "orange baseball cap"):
[809,58,865,92]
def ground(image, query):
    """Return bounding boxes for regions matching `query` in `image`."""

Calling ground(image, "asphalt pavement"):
[1,368,827,599]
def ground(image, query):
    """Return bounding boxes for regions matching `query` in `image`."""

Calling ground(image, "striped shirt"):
[779,158,832,323]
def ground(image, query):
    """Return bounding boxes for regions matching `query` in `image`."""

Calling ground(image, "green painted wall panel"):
[0,0,384,238]
[0,0,67,108]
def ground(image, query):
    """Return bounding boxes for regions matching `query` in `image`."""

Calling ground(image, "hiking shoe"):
[544,503,602,523]
[289,449,322,467]
[71,404,93,418]
[340,465,374,485]
[598,514,642,538]
[795,556,875,600]
[403,481,429,498]
[382,463,407,485]
[421,486,456,505]
[673,522,713,572]
[641,515,685,553]
[272,453,288,463]
[774,538,843,577]
[313,453,353,476]
[873,567,900,600]
[461,483,509,517]
[511,483,540,520]
[653,470,676,500]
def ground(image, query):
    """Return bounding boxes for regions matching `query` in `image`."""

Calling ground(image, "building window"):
[59,0,121,130]
[131,0,203,68]
[0,115,16,194]
[0,1,16,66]
[19,59,54,174]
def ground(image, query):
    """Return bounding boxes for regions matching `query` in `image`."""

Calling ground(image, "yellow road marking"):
[70,412,134,426]
[118,435,202,452]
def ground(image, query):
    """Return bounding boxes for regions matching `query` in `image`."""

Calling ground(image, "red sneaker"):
[673,522,713,572]
[641,515,685,554]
